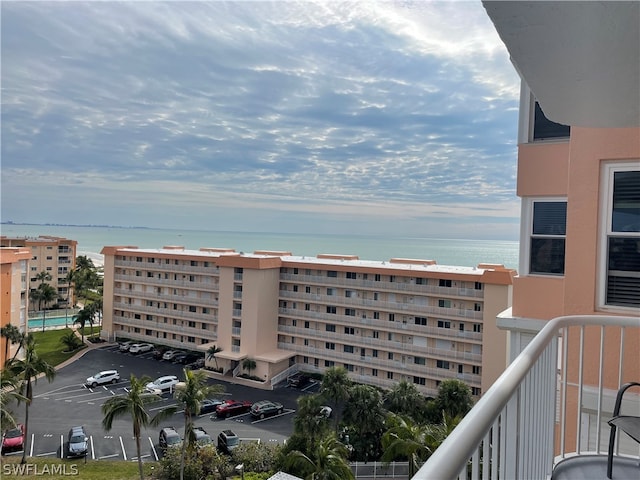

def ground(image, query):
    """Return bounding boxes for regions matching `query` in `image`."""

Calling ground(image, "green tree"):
[434,379,473,419]
[342,384,386,461]
[381,413,437,478]
[102,374,176,480]
[33,271,52,308]
[33,283,57,332]
[1,324,22,365]
[60,330,82,352]
[386,379,426,420]
[206,345,222,369]
[320,366,351,433]
[73,255,99,305]
[292,394,331,454]
[285,434,354,480]
[173,369,225,480]
[0,369,27,431]
[242,358,257,378]
[73,307,94,343]
[5,334,56,464]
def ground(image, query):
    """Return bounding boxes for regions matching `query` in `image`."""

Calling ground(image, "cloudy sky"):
[1,1,521,240]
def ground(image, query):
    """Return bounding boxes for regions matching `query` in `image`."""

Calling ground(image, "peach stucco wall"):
[517,141,570,197]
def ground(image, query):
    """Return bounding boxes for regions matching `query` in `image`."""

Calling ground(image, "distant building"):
[101,245,515,397]
[0,236,77,310]
[0,247,31,366]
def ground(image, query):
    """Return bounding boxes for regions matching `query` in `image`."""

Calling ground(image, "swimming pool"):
[27,314,95,330]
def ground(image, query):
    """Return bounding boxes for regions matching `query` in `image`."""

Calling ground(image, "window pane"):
[533,202,567,235]
[612,171,640,233]
[533,101,570,140]
[530,238,566,274]
[607,237,640,307]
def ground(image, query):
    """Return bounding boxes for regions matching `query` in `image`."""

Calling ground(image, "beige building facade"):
[101,245,515,397]
[1,236,77,310]
[0,247,31,366]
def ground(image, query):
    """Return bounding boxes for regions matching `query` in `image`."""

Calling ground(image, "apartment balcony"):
[280,273,485,298]
[415,315,640,480]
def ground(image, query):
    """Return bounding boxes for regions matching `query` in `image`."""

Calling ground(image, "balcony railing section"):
[280,273,484,298]
[415,315,640,480]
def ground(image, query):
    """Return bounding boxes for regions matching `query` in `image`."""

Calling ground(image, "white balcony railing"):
[415,314,640,480]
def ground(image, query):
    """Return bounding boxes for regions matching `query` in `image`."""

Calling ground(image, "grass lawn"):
[0,456,157,479]
[31,329,86,367]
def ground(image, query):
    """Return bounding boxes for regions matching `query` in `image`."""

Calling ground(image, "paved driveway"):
[5,345,303,462]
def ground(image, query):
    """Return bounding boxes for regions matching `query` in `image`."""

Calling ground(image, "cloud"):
[1,0,521,240]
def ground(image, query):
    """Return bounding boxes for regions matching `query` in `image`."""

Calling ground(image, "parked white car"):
[119,341,134,352]
[129,343,154,354]
[85,370,120,388]
[162,350,181,361]
[146,375,179,392]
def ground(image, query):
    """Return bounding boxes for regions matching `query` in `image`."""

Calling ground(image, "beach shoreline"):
[79,251,104,267]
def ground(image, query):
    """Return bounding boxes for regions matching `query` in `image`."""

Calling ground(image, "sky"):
[1,0,522,240]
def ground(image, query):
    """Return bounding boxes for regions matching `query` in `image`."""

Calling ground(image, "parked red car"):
[2,424,25,453]
[214,400,252,418]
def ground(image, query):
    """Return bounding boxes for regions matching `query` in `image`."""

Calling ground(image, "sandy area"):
[78,251,104,267]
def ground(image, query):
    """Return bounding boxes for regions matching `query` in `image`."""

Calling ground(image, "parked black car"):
[288,372,312,389]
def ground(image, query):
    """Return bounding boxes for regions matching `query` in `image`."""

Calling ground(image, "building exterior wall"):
[101,245,515,398]
[0,236,77,310]
[504,84,640,453]
[0,247,31,366]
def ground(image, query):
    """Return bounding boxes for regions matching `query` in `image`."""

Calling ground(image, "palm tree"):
[72,307,94,343]
[10,331,28,362]
[33,283,57,332]
[285,434,355,480]
[320,366,351,433]
[381,413,437,478]
[341,384,386,461]
[1,324,22,365]
[173,368,225,480]
[0,369,27,431]
[60,330,82,352]
[242,358,256,378]
[386,379,425,420]
[102,374,176,480]
[206,345,222,370]
[434,379,473,419]
[5,334,56,464]
[293,394,331,453]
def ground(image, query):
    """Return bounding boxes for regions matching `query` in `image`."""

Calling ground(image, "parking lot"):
[3,344,309,462]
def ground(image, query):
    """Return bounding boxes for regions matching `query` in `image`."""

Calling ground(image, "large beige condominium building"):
[101,245,515,398]
[0,236,77,310]
[0,247,31,366]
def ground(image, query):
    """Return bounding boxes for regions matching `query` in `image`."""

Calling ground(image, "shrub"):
[231,442,282,473]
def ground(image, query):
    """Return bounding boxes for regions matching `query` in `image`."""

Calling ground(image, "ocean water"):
[1,224,520,270]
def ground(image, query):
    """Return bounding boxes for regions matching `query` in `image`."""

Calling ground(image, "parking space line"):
[60,434,64,458]
[90,435,95,460]
[29,433,34,457]
[119,436,127,461]
[250,409,295,424]
[149,437,158,461]
[35,451,58,457]
[99,453,120,459]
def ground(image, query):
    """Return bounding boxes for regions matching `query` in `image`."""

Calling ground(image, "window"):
[373,331,379,339]
[372,349,378,358]
[414,357,425,365]
[602,166,640,308]
[344,327,354,335]
[472,365,480,375]
[388,313,395,322]
[327,270,337,278]
[346,272,357,279]
[436,360,450,369]
[345,364,354,372]
[326,342,335,350]
[304,321,310,329]
[528,200,567,275]
[532,100,570,140]
[372,368,378,377]
[374,274,381,282]
[439,279,452,287]
[388,352,393,360]
[345,290,354,298]
[437,320,451,329]
[474,303,482,312]
[293,285,298,292]
[416,277,426,285]
[474,282,483,290]
[414,317,427,326]
[473,324,482,333]
[327,288,335,296]
[387,371,394,380]
[326,324,336,332]
[325,360,335,367]
[305,286,311,293]
[438,299,451,308]
[326,306,336,314]
[344,345,354,353]
[373,311,380,319]
[472,387,481,396]
[345,308,355,316]
[413,376,426,385]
